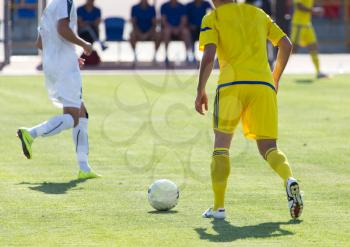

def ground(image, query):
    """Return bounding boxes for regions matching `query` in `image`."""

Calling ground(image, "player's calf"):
[72,104,97,175]
[29,114,75,138]
[17,114,75,159]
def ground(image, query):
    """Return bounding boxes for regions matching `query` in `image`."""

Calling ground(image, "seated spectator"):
[12,0,38,41]
[130,0,161,63]
[77,0,107,50]
[161,0,192,64]
[186,0,212,61]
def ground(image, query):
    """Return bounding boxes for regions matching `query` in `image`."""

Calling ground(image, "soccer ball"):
[148,179,179,211]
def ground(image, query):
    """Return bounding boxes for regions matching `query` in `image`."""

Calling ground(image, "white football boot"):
[202,208,226,219]
[286,177,304,219]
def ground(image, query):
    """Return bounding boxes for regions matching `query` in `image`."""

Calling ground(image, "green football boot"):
[17,128,33,159]
[78,170,102,180]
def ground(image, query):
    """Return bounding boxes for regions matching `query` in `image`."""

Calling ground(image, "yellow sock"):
[211,148,230,210]
[310,50,320,74]
[265,148,293,186]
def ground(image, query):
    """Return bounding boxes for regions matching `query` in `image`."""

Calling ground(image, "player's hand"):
[83,42,93,56]
[78,58,85,69]
[273,77,280,94]
[275,82,279,94]
[195,90,208,115]
[272,71,280,94]
[312,7,324,16]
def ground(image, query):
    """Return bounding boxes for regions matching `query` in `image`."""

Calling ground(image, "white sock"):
[29,114,74,139]
[72,118,91,172]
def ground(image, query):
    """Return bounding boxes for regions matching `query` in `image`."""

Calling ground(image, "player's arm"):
[195,44,216,115]
[296,2,323,15]
[266,12,292,91]
[35,34,42,50]
[296,2,313,12]
[57,18,93,55]
[272,36,293,92]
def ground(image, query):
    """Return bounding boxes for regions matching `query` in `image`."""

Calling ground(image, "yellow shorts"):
[213,82,278,140]
[291,24,317,47]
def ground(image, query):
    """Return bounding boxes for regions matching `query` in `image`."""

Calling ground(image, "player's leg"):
[203,130,232,219]
[31,107,78,137]
[307,42,328,79]
[308,43,321,75]
[63,107,80,127]
[244,86,293,183]
[257,139,293,186]
[290,24,302,54]
[73,103,100,179]
[212,130,232,209]
[246,85,303,218]
[257,139,303,219]
[203,86,241,219]
[17,107,78,159]
[306,26,328,78]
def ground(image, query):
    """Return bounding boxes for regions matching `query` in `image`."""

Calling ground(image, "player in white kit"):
[17,0,100,179]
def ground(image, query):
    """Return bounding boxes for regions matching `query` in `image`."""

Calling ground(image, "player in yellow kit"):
[291,0,328,78]
[195,0,303,219]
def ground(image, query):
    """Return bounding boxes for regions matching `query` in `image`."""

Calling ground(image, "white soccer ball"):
[148,179,179,211]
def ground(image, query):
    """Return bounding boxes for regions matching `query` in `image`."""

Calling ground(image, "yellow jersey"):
[292,0,314,25]
[199,3,285,86]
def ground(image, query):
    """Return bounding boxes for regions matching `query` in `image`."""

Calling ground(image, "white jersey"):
[38,0,82,108]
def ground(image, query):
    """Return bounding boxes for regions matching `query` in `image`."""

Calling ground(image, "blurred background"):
[0,0,349,69]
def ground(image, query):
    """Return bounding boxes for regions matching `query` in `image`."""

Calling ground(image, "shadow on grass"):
[295,79,314,84]
[195,219,302,242]
[18,179,87,194]
[148,210,178,214]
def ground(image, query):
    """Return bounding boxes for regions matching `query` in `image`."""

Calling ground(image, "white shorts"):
[43,62,82,109]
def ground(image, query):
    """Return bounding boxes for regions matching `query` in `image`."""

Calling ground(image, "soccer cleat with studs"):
[17,128,33,159]
[286,177,303,219]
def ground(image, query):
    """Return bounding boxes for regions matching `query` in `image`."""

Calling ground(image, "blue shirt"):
[77,6,101,22]
[131,4,156,32]
[15,0,37,19]
[161,2,186,27]
[186,1,212,27]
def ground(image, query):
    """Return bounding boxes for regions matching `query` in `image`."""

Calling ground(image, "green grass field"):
[0,73,349,246]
